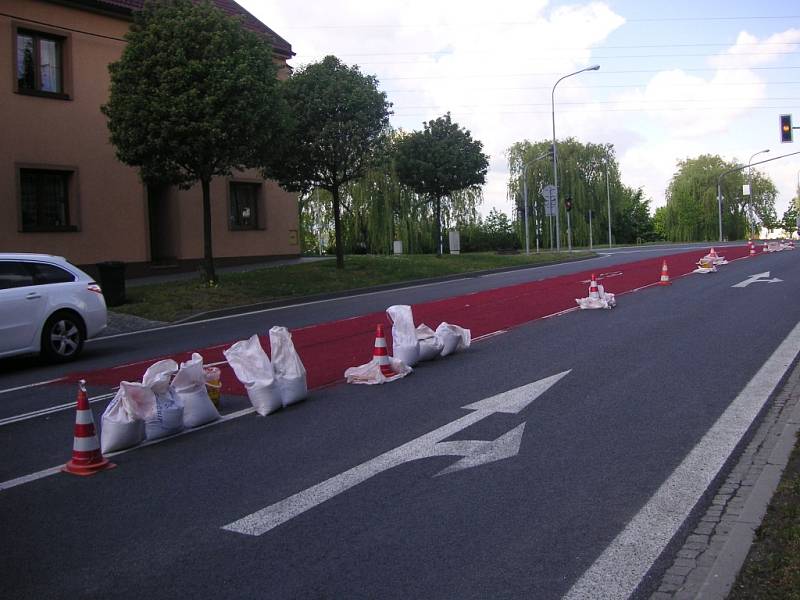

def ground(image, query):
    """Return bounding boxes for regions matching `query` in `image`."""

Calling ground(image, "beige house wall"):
[1,0,299,271]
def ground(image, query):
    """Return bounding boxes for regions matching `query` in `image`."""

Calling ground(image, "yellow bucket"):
[204,366,221,408]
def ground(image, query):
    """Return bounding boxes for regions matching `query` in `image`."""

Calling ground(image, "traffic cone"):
[62,380,115,476]
[372,324,395,378]
[588,274,600,299]
[659,260,671,285]
[709,247,719,259]
[749,240,756,256]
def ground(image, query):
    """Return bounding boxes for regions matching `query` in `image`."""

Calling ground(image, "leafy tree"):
[264,55,392,269]
[102,0,285,284]
[663,155,777,242]
[394,113,489,255]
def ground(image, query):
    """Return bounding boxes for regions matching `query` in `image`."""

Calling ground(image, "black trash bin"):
[96,261,126,307]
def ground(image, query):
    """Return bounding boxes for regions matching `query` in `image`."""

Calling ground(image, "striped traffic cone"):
[62,380,115,476]
[709,247,719,260]
[749,240,756,256]
[588,274,600,299]
[372,325,395,378]
[659,260,671,285]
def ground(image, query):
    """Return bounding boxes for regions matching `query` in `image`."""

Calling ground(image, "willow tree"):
[102,0,285,284]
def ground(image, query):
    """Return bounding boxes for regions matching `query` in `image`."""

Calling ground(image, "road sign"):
[540,184,557,202]
[223,371,570,536]
[544,198,557,216]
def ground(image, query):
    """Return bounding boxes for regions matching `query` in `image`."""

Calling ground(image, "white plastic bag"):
[100,385,147,453]
[416,324,444,362]
[386,305,420,367]
[142,359,184,439]
[344,357,412,385]
[435,322,471,357]
[172,353,220,428]
[224,335,282,416]
[269,326,307,407]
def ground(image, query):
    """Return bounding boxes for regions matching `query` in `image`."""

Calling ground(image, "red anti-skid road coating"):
[64,246,753,395]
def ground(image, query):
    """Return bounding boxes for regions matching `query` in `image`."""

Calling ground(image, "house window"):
[20,169,73,232]
[16,29,66,96]
[229,182,261,230]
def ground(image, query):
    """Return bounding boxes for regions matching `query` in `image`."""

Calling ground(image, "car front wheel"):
[41,311,85,362]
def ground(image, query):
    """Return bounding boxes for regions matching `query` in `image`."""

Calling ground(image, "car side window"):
[28,262,75,285]
[0,262,35,290]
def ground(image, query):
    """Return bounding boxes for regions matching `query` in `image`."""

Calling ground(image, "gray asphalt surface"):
[0,246,797,599]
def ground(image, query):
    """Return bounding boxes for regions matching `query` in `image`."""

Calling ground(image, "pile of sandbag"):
[344,305,471,385]
[576,275,616,310]
[224,327,307,416]
[100,353,220,453]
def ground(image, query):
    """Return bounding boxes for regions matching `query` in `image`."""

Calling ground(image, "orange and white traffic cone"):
[372,324,395,378]
[62,380,115,476]
[749,240,756,256]
[659,260,671,285]
[588,274,600,299]
[709,247,719,260]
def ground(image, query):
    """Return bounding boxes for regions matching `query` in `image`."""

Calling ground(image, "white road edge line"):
[0,407,256,492]
[563,317,800,600]
[0,378,67,396]
[0,392,116,427]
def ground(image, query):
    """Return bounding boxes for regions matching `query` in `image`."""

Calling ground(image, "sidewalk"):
[650,359,800,599]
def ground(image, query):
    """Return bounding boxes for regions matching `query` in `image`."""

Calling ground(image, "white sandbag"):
[100,386,146,454]
[416,324,444,361]
[141,360,184,439]
[387,305,420,367]
[224,335,282,415]
[435,322,471,357]
[172,353,220,427]
[344,357,412,385]
[269,326,307,407]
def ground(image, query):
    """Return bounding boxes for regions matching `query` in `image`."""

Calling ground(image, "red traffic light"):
[780,114,793,143]
[565,197,573,211]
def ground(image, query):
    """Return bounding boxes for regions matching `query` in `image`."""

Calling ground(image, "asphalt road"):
[1,243,797,599]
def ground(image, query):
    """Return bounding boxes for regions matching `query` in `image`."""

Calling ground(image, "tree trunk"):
[201,177,216,284]
[435,195,442,256]
[332,185,344,269]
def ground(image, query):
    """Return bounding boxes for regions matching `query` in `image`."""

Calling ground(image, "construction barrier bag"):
[344,356,412,385]
[387,305,420,367]
[416,324,444,361]
[142,359,184,439]
[173,353,220,428]
[269,326,307,407]
[224,335,282,416]
[435,322,471,357]
[100,384,148,454]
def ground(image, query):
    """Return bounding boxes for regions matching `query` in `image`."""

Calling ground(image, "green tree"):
[102,0,285,284]
[394,113,489,255]
[265,55,392,269]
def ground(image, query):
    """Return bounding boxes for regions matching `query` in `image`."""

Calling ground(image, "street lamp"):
[551,64,600,251]
[747,149,769,240]
[605,151,612,248]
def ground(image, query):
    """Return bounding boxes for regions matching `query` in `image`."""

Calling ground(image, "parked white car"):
[0,253,107,361]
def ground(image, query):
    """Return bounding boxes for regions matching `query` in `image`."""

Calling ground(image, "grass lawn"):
[729,433,800,599]
[113,251,593,322]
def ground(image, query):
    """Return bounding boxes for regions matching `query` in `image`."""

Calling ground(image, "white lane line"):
[0,406,256,492]
[0,392,117,427]
[0,378,66,396]
[564,318,800,600]
[89,277,472,343]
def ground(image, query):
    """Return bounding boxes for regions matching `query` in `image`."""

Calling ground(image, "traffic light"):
[565,197,573,211]
[780,114,793,143]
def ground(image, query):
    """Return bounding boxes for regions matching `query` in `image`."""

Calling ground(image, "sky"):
[239,0,800,221]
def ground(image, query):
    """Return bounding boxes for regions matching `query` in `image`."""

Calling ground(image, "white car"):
[0,253,107,361]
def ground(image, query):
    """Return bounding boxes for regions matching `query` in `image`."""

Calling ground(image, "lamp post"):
[551,64,600,251]
[747,149,769,240]
[605,153,612,248]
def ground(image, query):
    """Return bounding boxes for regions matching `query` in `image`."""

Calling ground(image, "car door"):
[0,260,45,355]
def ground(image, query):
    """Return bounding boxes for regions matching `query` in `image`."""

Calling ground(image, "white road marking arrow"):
[222,371,570,536]
[732,271,783,288]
